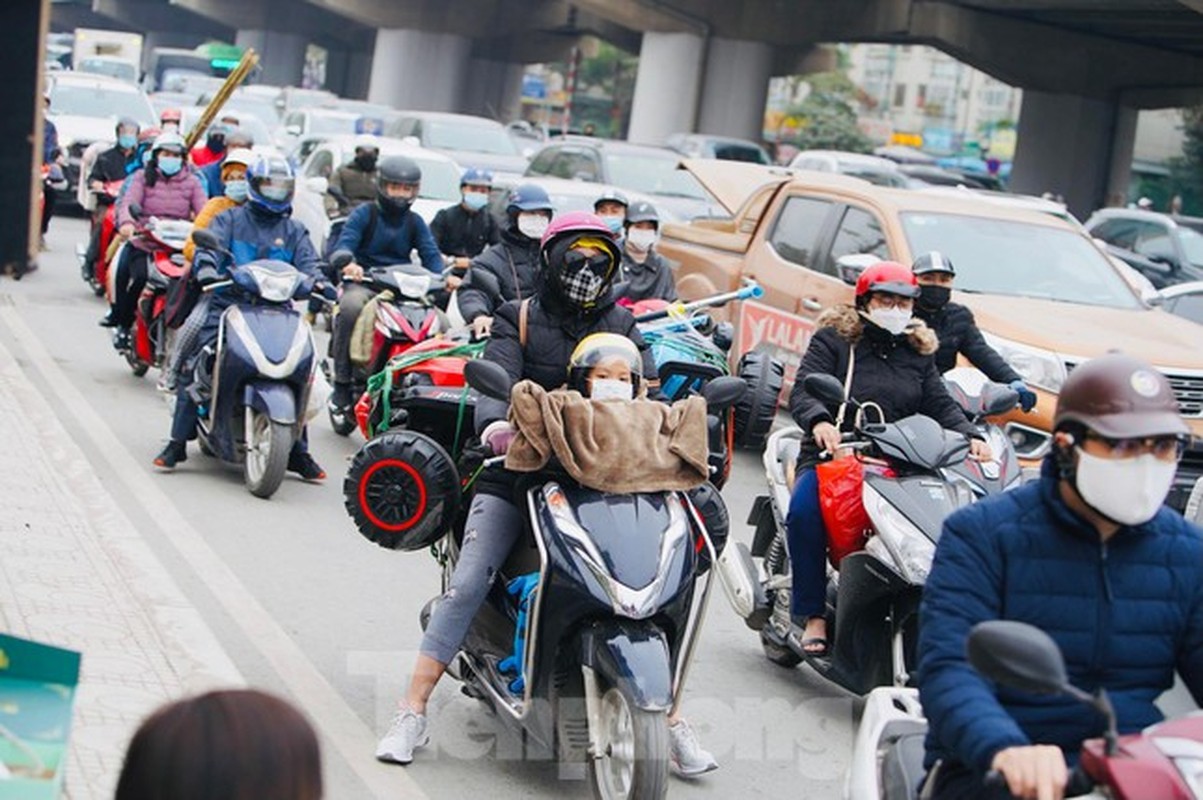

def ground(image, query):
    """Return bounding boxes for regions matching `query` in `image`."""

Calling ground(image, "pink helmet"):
[539,210,623,311]
[540,210,616,250]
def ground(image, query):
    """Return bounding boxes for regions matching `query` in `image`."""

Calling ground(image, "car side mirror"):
[464,359,513,402]
[192,229,221,251]
[284,124,302,137]
[802,373,846,406]
[966,620,1068,696]
[702,376,746,410]
[835,253,878,286]
[305,176,328,195]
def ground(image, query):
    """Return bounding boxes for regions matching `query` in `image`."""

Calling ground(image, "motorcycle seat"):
[879,719,929,800]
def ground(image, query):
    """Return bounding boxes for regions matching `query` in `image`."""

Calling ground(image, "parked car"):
[293,135,462,253]
[1084,208,1203,288]
[665,133,771,165]
[787,150,909,188]
[384,111,529,179]
[899,164,994,189]
[1156,281,1203,325]
[197,87,284,130]
[486,175,681,225]
[276,108,364,153]
[656,159,1203,510]
[525,138,722,219]
[45,71,156,200]
[75,55,138,84]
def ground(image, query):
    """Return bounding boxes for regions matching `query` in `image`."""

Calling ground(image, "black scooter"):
[433,360,744,800]
[717,372,1020,695]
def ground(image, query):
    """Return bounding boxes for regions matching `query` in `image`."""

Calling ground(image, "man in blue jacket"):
[328,155,443,413]
[918,352,1203,800]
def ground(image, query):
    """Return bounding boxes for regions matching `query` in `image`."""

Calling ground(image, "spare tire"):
[344,431,461,550]
[733,351,784,450]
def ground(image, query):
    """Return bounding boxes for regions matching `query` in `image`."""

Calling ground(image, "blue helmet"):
[505,183,553,215]
[247,155,295,215]
[461,167,493,188]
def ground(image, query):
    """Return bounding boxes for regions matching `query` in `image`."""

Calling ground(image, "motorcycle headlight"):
[246,265,300,303]
[863,484,936,584]
[981,332,1068,393]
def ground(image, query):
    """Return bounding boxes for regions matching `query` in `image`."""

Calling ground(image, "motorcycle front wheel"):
[588,681,668,800]
[244,410,291,499]
[125,348,149,377]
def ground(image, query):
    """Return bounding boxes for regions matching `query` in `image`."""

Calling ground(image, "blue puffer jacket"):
[194,203,320,282]
[334,201,442,272]
[919,456,1203,774]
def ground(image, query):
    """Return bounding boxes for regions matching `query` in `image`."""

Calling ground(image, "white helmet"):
[353,133,380,152]
[223,148,255,169]
[151,131,187,154]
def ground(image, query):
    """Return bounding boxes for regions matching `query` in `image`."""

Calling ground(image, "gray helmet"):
[593,189,629,211]
[625,200,659,227]
[912,251,956,277]
[376,156,421,214]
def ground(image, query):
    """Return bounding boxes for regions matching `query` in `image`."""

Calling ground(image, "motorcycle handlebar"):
[983,766,1093,797]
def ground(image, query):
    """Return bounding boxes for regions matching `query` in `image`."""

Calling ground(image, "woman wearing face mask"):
[108,132,206,352]
[616,200,678,304]
[430,168,500,291]
[785,261,991,656]
[456,183,555,339]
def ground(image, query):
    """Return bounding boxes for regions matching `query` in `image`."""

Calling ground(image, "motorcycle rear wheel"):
[125,349,149,377]
[587,682,669,800]
[244,411,291,499]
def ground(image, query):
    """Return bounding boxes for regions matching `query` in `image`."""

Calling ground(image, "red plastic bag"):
[816,458,871,568]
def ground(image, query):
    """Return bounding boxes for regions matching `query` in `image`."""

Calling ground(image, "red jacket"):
[190,144,223,167]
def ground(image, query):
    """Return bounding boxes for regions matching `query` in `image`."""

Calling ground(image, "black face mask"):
[355,154,378,171]
[206,134,226,153]
[918,284,951,312]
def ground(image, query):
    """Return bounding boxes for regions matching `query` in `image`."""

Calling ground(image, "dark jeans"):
[112,247,149,328]
[786,468,827,619]
[41,186,56,235]
[331,282,375,385]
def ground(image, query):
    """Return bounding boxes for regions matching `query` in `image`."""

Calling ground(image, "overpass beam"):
[368,29,471,112]
[627,31,705,145]
[235,30,307,88]
[697,38,773,142]
[1009,91,1138,218]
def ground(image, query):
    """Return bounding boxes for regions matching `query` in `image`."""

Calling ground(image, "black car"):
[1084,208,1203,288]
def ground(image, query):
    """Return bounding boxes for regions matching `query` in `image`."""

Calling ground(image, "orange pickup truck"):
[658,160,1203,509]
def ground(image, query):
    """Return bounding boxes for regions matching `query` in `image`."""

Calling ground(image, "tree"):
[782,71,873,153]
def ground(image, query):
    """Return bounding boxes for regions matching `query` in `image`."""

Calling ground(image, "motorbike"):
[185,229,320,499]
[716,371,1021,695]
[75,179,125,296]
[322,251,449,437]
[420,359,744,800]
[846,620,1201,800]
[120,216,194,377]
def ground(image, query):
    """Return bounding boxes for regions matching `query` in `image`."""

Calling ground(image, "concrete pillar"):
[696,38,773,142]
[325,46,373,100]
[1009,91,1138,219]
[627,31,706,145]
[236,29,307,89]
[368,29,471,113]
[462,59,525,122]
[2,0,46,276]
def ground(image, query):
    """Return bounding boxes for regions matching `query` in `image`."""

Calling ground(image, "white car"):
[1157,281,1203,325]
[292,136,462,253]
[788,150,910,188]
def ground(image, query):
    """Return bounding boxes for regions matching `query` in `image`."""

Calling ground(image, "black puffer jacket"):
[456,224,541,323]
[915,301,1021,383]
[616,249,678,303]
[790,305,978,467]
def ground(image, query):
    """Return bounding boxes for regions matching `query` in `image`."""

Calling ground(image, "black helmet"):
[625,200,659,227]
[912,251,956,277]
[593,189,629,211]
[376,155,422,215]
[1054,353,1188,439]
[115,117,140,136]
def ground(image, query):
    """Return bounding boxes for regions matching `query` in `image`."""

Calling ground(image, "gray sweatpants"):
[420,493,523,664]
[166,293,211,385]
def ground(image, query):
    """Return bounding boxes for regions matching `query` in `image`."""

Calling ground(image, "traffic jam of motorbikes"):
[10,13,1203,800]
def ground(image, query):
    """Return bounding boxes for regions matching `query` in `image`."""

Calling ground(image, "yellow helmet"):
[568,333,643,394]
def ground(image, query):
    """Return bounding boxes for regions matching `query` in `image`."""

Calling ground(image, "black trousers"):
[40,186,56,235]
[112,248,149,328]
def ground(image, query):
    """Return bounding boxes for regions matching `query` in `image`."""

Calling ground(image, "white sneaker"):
[668,718,718,778]
[375,707,429,765]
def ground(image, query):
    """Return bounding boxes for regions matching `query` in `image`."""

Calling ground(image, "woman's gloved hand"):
[1009,380,1038,413]
[482,420,517,455]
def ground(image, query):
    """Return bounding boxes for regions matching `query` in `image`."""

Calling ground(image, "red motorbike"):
[323,258,448,436]
[120,217,193,377]
[76,179,125,297]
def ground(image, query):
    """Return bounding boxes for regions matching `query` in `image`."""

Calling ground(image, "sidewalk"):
[0,333,241,799]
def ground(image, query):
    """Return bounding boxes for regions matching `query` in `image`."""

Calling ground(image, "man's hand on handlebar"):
[341,262,365,282]
[990,745,1067,800]
[472,315,493,340]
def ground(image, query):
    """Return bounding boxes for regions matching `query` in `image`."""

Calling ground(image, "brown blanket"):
[505,380,710,492]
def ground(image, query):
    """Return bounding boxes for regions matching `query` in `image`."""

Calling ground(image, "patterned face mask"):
[561,263,607,308]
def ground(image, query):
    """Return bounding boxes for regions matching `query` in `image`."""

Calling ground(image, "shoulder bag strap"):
[833,345,856,430]
[518,297,531,349]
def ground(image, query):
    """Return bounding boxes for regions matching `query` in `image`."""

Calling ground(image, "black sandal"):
[799,636,829,657]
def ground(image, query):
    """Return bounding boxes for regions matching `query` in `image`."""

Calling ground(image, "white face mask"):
[866,307,912,336]
[1074,448,1176,526]
[627,228,658,251]
[590,378,634,401]
[517,214,549,240]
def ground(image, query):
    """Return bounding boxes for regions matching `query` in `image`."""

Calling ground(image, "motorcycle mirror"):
[702,376,746,410]
[980,383,1020,418]
[191,229,222,251]
[967,620,1069,696]
[464,359,513,402]
[803,373,847,406]
[329,250,354,271]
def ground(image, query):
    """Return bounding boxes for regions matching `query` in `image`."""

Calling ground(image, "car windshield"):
[50,84,154,125]
[604,153,708,200]
[308,114,358,136]
[77,58,136,83]
[1178,227,1203,268]
[425,121,519,156]
[901,212,1141,309]
[222,96,281,127]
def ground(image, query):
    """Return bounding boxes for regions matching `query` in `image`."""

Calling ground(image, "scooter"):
[185,229,320,499]
[121,216,193,377]
[845,620,1200,800]
[716,372,1021,695]
[322,251,447,436]
[75,180,125,296]
[941,367,1024,497]
[424,359,745,800]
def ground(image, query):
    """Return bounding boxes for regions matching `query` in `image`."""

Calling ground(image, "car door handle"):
[802,297,823,312]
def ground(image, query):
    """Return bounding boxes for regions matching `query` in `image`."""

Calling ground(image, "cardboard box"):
[0,634,81,799]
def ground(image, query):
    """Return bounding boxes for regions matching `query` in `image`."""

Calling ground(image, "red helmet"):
[160,107,182,124]
[855,261,921,299]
